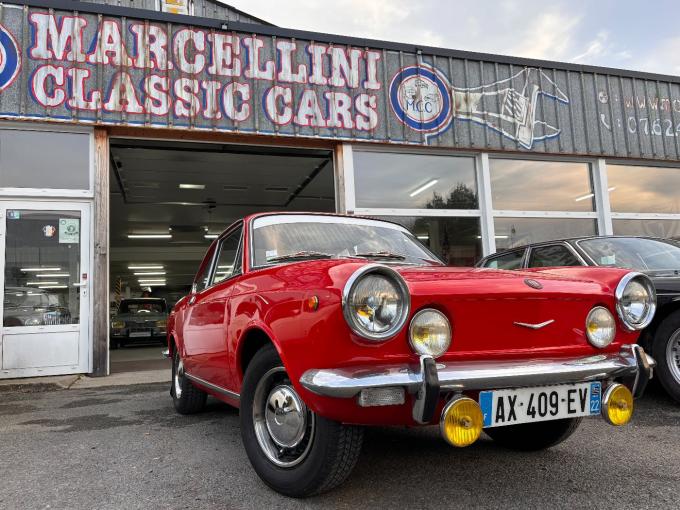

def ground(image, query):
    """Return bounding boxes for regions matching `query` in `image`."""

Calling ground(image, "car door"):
[526,244,585,268]
[182,224,243,389]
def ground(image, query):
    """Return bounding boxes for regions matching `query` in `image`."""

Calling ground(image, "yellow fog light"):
[440,396,483,447]
[602,383,634,426]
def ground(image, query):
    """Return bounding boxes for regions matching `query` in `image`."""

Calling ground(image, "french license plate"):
[129,331,151,338]
[479,382,601,428]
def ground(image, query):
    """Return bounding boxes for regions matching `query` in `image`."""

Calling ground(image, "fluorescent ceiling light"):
[574,192,594,202]
[128,234,172,239]
[476,235,510,239]
[138,279,166,284]
[143,283,166,287]
[204,234,218,239]
[416,235,429,240]
[36,273,69,278]
[28,281,58,285]
[608,186,616,192]
[39,285,68,289]
[217,265,233,269]
[133,271,166,276]
[20,267,61,272]
[179,183,205,190]
[128,265,164,270]
[409,179,438,197]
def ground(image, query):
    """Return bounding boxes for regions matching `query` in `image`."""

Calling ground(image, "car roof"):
[484,235,672,257]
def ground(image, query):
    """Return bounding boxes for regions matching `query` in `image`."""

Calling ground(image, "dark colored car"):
[110,298,168,348]
[3,287,71,326]
[478,236,680,403]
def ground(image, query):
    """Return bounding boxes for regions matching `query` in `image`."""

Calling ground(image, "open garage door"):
[108,139,335,374]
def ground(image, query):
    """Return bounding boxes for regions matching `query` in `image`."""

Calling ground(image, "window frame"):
[209,224,244,287]
[0,122,94,198]
[478,248,527,270]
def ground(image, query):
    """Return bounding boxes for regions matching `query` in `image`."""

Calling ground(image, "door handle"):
[189,295,196,305]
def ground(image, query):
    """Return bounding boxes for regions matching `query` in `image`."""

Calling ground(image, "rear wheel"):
[652,312,680,404]
[171,349,207,415]
[240,345,363,497]
[485,417,582,451]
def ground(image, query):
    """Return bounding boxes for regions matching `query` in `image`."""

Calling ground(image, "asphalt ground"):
[0,382,678,510]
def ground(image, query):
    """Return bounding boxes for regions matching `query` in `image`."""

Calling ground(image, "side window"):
[528,245,582,268]
[212,226,243,285]
[483,250,525,270]
[194,244,216,292]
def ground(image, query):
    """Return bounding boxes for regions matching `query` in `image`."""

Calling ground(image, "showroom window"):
[607,163,680,241]
[351,150,482,266]
[489,158,598,251]
[0,127,93,196]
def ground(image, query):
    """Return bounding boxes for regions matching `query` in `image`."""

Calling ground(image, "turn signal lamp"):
[440,396,483,447]
[111,320,126,329]
[602,384,634,426]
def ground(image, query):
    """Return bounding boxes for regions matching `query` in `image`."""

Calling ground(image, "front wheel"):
[485,417,582,451]
[240,345,363,497]
[652,312,680,404]
[171,349,207,415]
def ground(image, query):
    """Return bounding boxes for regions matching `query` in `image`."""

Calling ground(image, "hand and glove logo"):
[390,64,570,149]
[0,23,20,92]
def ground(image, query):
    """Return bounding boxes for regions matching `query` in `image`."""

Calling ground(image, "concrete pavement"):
[0,382,678,509]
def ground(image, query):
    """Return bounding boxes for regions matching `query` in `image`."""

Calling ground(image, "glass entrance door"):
[0,202,91,378]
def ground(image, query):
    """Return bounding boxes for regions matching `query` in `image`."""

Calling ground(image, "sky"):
[226,0,680,76]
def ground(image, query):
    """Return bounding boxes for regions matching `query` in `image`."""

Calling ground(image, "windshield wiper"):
[353,251,406,261]
[266,251,334,263]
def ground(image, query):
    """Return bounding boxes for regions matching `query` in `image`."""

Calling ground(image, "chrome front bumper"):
[300,345,655,423]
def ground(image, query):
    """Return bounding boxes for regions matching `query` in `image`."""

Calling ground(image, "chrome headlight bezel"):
[615,272,656,331]
[342,264,410,342]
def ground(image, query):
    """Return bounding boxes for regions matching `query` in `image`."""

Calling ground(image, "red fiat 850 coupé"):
[167,213,656,497]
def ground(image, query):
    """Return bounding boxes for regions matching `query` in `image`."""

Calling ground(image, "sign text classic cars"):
[0,3,679,158]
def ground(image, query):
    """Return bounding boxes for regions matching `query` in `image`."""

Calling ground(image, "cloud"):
[634,37,680,76]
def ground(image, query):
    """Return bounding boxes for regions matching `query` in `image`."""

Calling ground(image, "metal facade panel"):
[0,2,679,160]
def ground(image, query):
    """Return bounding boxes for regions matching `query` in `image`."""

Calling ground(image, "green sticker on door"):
[59,218,80,244]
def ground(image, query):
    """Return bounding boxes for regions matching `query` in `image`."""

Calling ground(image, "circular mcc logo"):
[389,65,452,133]
[0,23,20,92]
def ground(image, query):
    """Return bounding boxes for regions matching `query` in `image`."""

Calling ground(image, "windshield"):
[251,215,442,267]
[578,237,680,271]
[118,300,166,314]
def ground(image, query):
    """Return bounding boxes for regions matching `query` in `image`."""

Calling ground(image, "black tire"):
[652,312,680,404]
[171,348,207,415]
[485,417,582,451]
[240,345,363,498]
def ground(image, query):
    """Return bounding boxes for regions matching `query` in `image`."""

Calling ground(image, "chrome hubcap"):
[666,329,680,384]
[253,367,315,467]
[174,356,184,399]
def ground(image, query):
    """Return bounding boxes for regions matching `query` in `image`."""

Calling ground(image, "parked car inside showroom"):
[167,214,656,497]
[478,236,680,404]
[110,298,168,348]
[3,287,71,326]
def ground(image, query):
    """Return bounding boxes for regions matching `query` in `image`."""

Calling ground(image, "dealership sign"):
[1,3,680,159]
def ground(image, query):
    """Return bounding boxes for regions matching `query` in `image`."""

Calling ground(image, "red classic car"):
[167,213,656,497]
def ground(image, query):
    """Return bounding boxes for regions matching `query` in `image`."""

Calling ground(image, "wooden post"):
[92,128,109,376]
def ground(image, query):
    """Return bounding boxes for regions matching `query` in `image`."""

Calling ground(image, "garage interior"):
[108,139,335,373]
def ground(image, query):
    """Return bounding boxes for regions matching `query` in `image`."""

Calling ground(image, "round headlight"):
[586,306,616,348]
[343,265,410,341]
[111,320,126,329]
[409,308,452,358]
[24,317,41,326]
[615,273,656,331]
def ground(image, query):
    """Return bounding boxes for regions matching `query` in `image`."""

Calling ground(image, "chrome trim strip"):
[299,345,656,399]
[184,372,240,400]
[513,319,555,330]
